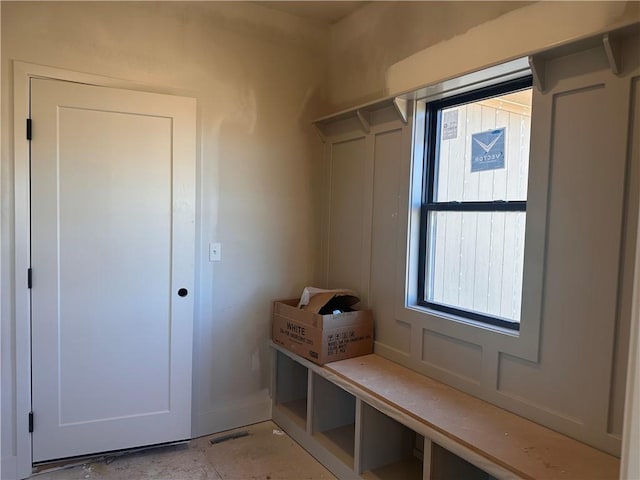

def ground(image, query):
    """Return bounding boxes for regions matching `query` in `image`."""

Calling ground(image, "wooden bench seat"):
[324,354,619,480]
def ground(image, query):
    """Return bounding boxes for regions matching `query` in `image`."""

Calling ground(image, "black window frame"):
[417,76,533,331]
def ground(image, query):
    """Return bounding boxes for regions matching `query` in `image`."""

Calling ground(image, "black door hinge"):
[28,412,34,433]
[26,119,32,141]
[27,268,32,289]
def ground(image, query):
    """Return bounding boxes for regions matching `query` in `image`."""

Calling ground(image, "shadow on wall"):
[328,1,532,110]
[325,1,638,111]
[383,1,638,101]
[197,75,326,415]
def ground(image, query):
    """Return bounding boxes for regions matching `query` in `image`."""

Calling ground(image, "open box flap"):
[303,291,360,314]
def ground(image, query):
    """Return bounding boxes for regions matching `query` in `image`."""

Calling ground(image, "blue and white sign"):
[471,127,505,172]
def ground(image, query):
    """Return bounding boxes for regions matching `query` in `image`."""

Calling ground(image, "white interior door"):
[30,78,196,462]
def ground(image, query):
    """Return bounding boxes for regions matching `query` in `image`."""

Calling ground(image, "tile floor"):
[32,421,336,480]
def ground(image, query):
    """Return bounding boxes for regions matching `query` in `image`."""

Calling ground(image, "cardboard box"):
[272,297,374,365]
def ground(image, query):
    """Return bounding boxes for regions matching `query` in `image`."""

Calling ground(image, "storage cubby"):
[430,443,491,480]
[271,342,619,480]
[359,402,423,480]
[311,373,357,469]
[274,350,308,430]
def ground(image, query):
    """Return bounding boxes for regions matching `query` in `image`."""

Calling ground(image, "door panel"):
[30,78,196,462]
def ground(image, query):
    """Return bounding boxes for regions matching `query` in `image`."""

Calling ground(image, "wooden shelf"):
[313,97,409,140]
[359,400,423,479]
[362,457,422,480]
[274,350,308,430]
[311,372,357,470]
[430,443,490,480]
[275,399,307,430]
[313,424,356,469]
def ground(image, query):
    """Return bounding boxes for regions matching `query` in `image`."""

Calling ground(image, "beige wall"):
[328,1,640,110]
[2,1,639,476]
[1,2,328,476]
[328,1,530,109]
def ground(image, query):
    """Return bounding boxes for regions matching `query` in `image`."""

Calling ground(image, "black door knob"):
[178,288,188,297]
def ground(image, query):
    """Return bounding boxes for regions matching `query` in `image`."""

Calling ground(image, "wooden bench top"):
[324,354,619,480]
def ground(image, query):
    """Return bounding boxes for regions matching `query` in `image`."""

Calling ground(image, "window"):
[418,77,533,330]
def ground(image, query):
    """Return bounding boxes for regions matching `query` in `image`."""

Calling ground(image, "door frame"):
[12,62,198,479]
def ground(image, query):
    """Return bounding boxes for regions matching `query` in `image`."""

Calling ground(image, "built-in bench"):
[270,342,619,480]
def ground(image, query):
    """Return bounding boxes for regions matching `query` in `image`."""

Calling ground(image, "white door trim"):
[12,62,198,479]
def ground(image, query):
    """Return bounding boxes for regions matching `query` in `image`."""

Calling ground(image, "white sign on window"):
[442,110,458,140]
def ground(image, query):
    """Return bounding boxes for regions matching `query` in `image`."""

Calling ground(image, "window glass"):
[419,78,532,330]
[434,90,531,203]
[425,211,526,323]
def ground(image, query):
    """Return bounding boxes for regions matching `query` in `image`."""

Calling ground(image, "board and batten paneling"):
[369,128,412,355]
[422,330,482,384]
[326,137,368,296]
[321,104,411,315]
[496,69,626,443]
[318,32,640,457]
[612,74,640,438]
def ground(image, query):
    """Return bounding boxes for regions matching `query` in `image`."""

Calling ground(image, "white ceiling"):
[258,1,369,25]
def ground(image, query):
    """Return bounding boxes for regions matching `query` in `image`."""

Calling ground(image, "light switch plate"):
[209,242,221,262]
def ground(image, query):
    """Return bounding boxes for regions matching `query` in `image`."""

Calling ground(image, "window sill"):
[406,303,521,339]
